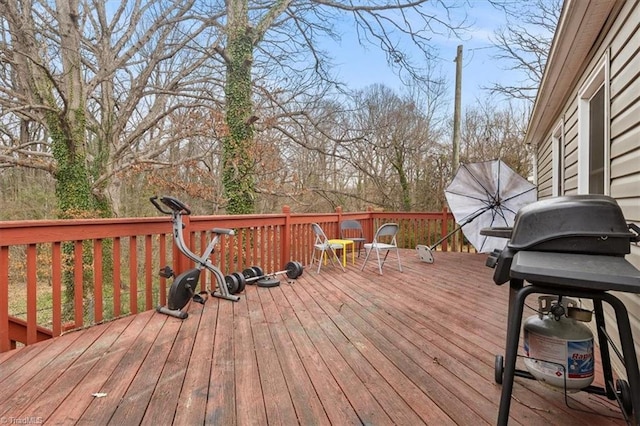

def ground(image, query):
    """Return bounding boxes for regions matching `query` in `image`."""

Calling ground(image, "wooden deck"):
[0,251,627,425]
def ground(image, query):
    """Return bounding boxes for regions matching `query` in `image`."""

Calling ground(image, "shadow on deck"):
[0,251,626,425]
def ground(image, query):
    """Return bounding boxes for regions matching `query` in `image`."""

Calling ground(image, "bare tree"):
[257,95,359,213]
[486,0,561,103]
[211,0,469,213]
[1,0,470,218]
[0,0,224,217]
[347,84,445,211]
[460,99,532,178]
[248,80,450,213]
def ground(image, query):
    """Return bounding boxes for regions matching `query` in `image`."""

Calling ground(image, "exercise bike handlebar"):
[151,196,235,236]
[150,195,192,215]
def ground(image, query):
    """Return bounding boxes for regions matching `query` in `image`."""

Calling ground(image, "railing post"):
[336,206,343,238]
[27,245,38,343]
[366,206,374,241]
[441,206,449,252]
[175,214,191,274]
[0,246,9,352]
[282,205,291,268]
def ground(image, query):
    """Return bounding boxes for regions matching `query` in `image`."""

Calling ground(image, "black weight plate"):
[233,272,246,294]
[257,277,280,288]
[285,261,304,279]
[245,266,263,284]
[243,267,258,279]
[285,261,298,279]
[225,274,240,294]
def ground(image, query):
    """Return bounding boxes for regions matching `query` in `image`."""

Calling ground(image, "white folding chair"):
[361,223,403,275]
[310,223,346,273]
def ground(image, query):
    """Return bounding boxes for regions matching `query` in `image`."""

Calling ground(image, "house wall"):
[534,0,640,377]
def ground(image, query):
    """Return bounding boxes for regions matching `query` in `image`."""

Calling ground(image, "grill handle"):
[480,227,512,239]
[630,223,640,243]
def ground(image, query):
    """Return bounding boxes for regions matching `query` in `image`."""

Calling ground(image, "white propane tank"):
[523,296,594,391]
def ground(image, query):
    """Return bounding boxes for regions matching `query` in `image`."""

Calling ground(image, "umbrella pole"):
[416,206,491,263]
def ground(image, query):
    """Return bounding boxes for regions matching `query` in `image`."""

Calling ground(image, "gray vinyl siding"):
[533,0,640,378]
[563,107,579,194]
[537,136,553,198]
[609,0,640,220]
[613,4,640,369]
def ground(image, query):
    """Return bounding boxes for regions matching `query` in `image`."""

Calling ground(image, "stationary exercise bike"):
[151,196,241,319]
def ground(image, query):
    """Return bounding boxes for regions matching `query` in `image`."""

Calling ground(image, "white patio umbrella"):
[416,159,536,263]
[444,159,537,253]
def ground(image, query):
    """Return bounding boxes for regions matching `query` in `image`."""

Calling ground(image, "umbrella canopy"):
[444,159,537,253]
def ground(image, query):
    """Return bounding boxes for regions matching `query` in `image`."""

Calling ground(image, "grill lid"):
[507,195,635,255]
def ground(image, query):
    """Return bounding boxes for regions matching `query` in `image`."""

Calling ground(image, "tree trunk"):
[52,0,100,218]
[53,0,105,319]
[392,150,412,212]
[223,2,256,214]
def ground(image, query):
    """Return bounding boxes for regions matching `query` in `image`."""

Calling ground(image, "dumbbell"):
[239,261,304,288]
[224,272,246,294]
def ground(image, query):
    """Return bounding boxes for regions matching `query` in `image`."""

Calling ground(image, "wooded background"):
[0,0,559,220]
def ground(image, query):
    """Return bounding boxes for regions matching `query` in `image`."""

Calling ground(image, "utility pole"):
[452,44,462,173]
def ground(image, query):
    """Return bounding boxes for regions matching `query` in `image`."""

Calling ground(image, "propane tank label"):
[567,340,594,379]
[524,331,594,379]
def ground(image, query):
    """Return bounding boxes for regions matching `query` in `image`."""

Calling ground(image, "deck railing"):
[0,206,470,352]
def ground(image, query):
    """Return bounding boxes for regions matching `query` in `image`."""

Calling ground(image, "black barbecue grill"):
[482,195,640,425]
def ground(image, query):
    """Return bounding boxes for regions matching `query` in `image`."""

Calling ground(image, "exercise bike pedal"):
[159,265,175,278]
[192,291,208,304]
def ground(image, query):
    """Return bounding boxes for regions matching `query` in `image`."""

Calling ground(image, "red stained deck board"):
[0,252,627,425]
[172,295,218,425]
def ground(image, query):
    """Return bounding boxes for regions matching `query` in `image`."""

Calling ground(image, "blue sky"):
[325,1,520,109]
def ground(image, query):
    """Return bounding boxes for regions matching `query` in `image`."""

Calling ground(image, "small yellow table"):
[327,239,355,267]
